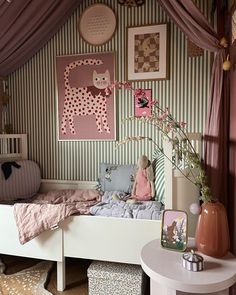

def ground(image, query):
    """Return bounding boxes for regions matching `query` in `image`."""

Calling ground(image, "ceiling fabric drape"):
[0,0,82,77]
[157,0,220,51]
[0,0,82,133]
[157,0,229,206]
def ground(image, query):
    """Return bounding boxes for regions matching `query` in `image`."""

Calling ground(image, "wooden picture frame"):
[161,210,188,251]
[231,1,236,44]
[56,52,116,141]
[127,24,168,81]
[78,4,116,46]
[134,89,152,117]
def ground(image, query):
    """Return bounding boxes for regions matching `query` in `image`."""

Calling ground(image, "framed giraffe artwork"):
[127,24,168,81]
[56,52,116,141]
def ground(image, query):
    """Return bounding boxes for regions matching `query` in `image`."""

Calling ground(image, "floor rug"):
[0,261,54,295]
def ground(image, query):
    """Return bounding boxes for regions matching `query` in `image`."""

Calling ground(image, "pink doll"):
[131,155,155,201]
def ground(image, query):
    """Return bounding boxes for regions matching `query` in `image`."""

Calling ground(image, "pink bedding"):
[13,189,101,244]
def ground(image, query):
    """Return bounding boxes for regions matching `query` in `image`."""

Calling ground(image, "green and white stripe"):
[152,149,165,203]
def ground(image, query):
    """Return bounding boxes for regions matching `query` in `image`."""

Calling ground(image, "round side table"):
[141,239,236,295]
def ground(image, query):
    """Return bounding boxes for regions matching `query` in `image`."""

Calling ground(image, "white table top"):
[141,239,236,293]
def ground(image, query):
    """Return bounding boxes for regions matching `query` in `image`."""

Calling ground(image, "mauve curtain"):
[229,40,236,294]
[157,0,233,291]
[157,0,228,204]
[0,77,3,133]
[0,0,82,133]
[0,0,82,77]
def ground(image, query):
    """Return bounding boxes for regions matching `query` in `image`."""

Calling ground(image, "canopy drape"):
[157,0,229,204]
[0,0,82,77]
[157,0,234,292]
[229,39,236,260]
[0,0,82,132]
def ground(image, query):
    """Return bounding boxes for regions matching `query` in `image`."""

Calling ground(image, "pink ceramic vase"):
[195,201,230,258]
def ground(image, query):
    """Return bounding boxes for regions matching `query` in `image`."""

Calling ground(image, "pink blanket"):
[13,189,101,244]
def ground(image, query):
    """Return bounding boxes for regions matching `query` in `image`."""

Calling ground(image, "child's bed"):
[0,133,201,291]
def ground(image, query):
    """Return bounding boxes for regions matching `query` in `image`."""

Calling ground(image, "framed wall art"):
[127,24,168,81]
[56,52,116,141]
[79,4,116,46]
[118,0,145,7]
[134,89,152,117]
[231,1,236,44]
[161,210,188,251]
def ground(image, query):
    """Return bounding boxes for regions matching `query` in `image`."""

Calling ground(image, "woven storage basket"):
[87,261,144,295]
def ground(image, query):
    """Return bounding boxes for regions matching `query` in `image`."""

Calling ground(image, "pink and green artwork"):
[56,52,116,141]
[161,210,188,251]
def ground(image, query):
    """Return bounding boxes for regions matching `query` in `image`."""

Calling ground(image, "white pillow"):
[0,160,41,201]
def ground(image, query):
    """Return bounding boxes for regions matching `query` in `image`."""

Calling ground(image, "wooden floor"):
[2,255,91,295]
[2,255,150,295]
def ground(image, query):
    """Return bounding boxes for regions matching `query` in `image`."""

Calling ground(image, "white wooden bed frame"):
[0,133,201,291]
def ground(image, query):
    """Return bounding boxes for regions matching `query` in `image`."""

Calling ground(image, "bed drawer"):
[0,205,63,261]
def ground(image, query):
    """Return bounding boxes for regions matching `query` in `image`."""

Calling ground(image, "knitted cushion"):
[0,160,41,201]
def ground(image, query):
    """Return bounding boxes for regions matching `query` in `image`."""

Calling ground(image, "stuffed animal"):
[131,155,155,201]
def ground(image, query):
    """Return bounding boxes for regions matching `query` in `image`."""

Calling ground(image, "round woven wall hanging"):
[79,4,116,46]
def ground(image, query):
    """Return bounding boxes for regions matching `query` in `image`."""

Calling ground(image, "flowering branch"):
[110,81,212,203]
[117,135,198,187]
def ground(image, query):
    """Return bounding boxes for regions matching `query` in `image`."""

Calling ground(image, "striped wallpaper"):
[7,0,212,181]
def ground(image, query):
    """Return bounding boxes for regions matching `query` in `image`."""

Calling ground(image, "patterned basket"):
[87,261,144,295]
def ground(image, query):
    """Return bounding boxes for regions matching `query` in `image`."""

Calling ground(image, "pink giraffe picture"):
[56,52,116,140]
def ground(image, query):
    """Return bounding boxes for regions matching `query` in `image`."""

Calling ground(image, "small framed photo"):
[134,89,152,117]
[127,24,168,81]
[161,210,188,251]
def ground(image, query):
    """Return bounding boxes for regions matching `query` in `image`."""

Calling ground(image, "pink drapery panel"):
[0,0,82,133]
[229,40,236,261]
[157,0,228,204]
[157,0,220,51]
[0,0,82,77]
[0,78,3,133]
